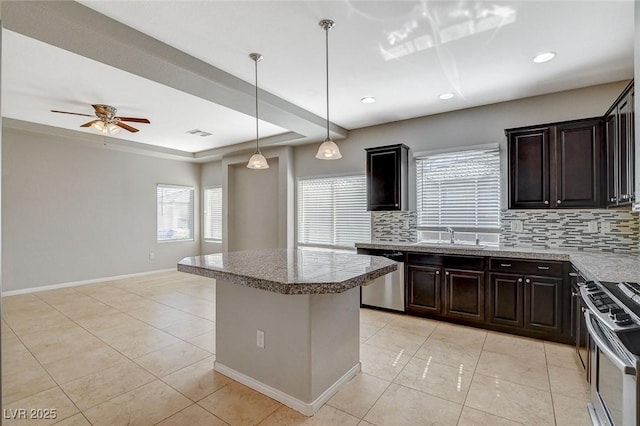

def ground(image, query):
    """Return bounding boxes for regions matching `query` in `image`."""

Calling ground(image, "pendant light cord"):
[254,57,260,153]
[325,25,330,141]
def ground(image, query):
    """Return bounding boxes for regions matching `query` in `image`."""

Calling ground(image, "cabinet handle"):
[544,200,549,205]
[445,271,450,276]
[435,271,440,275]
[500,263,512,267]
[571,290,578,297]
[610,197,618,203]
[568,272,579,277]
[518,278,523,283]
[525,278,531,284]
[537,266,550,270]
[557,200,562,205]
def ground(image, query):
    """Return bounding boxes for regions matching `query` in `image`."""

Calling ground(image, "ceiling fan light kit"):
[51,104,150,134]
[247,52,269,170]
[315,19,342,161]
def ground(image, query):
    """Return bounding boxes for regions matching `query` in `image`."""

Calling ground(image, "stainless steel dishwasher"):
[358,249,405,312]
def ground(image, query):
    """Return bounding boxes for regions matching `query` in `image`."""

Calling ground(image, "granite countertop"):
[178,248,397,295]
[356,241,640,283]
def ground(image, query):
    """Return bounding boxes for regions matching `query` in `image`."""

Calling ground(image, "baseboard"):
[214,361,361,416]
[1,268,177,297]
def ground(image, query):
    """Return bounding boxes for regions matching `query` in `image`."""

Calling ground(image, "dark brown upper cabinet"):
[366,144,409,211]
[605,80,635,207]
[507,117,603,209]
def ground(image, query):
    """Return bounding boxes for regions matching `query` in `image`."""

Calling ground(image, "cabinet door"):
[624,89,635,204]
[508,128,551,208]
[555,119,603,208]
[488,273,523,327]
[366,145,407,211]
[618,95,632,204]
[605,112,619,206]
[524,275,563,335]
[443,268,485,322]
[406,265,441,314]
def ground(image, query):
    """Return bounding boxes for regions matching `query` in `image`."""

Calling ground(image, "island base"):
[214,280,361,416]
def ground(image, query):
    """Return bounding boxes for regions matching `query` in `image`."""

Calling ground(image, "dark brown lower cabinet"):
[489,273,562,335]
[524,275,563,334]
[443,269,485,322]
[406,265,441,314]
[489,273,524,327]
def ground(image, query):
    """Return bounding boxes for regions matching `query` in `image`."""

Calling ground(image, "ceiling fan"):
[51,104,150,134]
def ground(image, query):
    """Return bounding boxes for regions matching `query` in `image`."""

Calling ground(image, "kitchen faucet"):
[446,227,455,243]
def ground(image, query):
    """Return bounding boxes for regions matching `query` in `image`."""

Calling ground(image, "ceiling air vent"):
[186,129,213,137]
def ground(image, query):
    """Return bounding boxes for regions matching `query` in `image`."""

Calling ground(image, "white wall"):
[2,126,201,292]
[294,81,629,210]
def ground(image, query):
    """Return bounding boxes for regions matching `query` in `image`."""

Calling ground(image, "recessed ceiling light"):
[360,96,376,104]
[533,51,556,64]
[439,93,455,100]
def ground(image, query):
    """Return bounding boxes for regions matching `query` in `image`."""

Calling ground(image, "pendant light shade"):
[247,53,269,169]
[315,19,342,160]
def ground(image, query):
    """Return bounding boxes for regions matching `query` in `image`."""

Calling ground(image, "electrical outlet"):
[588,220,598,233]
[601,221,611,234]
[149,252,155,260]
[511,220,523,233]
[256,330,265,349]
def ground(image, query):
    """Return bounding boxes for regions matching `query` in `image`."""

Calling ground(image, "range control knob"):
[585,282,599,292]
[613,313,632,325]
[609,307,625,317]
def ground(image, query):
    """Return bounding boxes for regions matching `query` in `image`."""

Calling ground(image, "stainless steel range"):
[580,281,640,426]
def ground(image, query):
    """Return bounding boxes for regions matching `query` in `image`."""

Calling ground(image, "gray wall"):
[2,125,201,292]
[294,81,630,211]
[227,158,280,251]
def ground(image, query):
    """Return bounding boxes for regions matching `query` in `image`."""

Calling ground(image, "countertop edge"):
[356,242,640,283]
[177,261,397,295]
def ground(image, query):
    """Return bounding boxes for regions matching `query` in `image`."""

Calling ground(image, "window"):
[157,184,194,242]
[203,186,222,242]
[297,175,370,249]
[416,147,500,243]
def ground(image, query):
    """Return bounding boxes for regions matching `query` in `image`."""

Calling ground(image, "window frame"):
[202,185,223,243]
[296,173,371,251]
[156,183,195,243]
[415,145,501,237]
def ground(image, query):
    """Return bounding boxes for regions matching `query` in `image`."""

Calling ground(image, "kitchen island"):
[177,249,397,415]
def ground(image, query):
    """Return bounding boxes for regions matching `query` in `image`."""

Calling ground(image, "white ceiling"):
[1,1,635,160]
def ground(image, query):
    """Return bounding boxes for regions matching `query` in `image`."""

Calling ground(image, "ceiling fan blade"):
[92,104,108,115]
[80,120,100,128]
[115,116,150,124]
[115,121,139,133]
[51,110,95,118]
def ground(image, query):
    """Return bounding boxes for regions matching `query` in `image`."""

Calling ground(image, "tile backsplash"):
[501,209,640,254]
[371,211,417,243]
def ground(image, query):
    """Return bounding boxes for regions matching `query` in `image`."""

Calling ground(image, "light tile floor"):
[1,271,592,425]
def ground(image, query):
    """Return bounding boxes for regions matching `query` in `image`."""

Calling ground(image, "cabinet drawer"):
[407,253,485,269]
[489,258,563,277]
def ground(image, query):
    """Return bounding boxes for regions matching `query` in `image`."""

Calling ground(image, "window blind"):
[297,175,370,249]
[203,186,222,242]
[416,148,500,230]
[157,184,194,241]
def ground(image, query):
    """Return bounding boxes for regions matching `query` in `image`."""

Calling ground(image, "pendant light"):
[247,53,269,169]
[315,19,342,160]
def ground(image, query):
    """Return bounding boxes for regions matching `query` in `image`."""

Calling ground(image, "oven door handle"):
[584,310,637,376]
